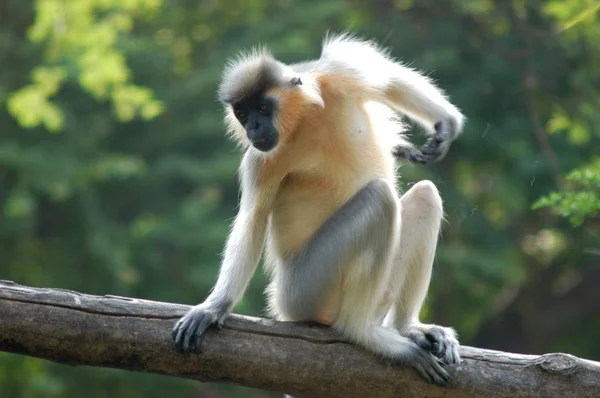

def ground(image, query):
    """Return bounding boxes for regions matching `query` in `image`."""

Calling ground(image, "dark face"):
[232,95,279,152]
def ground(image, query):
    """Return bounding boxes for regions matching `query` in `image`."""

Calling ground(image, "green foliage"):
[7,0,164,132]
[7,66,67,131]
[532,1,600,227]
[1,0,600,397]
[533,160,600,226]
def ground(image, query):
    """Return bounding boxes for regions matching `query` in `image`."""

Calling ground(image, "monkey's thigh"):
[270,272,344,325]
[273,178,401,325]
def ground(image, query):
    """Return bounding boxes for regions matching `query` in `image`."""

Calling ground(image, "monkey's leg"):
[277,179,451,385]
[382,180,460,365]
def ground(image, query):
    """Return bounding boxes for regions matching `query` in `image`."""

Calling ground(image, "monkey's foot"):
[404,324,461,365]
[408,346,453,386]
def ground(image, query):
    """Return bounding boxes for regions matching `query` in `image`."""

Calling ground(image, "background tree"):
[0,0,598,397]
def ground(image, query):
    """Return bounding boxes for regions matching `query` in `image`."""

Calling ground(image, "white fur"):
[321,33,465,134]
[189,33,464,386]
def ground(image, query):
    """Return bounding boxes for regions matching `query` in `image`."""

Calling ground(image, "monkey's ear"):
[290,76,303,86]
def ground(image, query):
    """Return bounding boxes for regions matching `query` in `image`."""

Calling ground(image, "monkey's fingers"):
[393,134,452,165]
[392,146,436,165]
[421,135,451,160]
[403,118,459,164]
[172,318,183,341]
[434,118,459,142]
[193,314,220,353]
[173,315,194,353]
[173,308,218,355]
[182,320,201,355]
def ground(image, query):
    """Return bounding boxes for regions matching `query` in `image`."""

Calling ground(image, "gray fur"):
[276,179,397,321]
[393,117,460,165]
[173,33,465,388]
[218,50,288,104]
[172,296,231,355]
[272,178,453,386]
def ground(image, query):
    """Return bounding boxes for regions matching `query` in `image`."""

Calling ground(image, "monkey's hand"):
[393,117,462,165]
[404,323,461,365]
[172,303,229,355]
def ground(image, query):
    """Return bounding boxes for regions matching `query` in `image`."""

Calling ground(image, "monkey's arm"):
[173,152,277,355]
[206,204,268,310]
[380,66,464,136]
[321,35,465,164]
[380,65,465,164]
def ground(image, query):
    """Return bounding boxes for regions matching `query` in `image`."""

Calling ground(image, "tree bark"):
[1,280,599,398]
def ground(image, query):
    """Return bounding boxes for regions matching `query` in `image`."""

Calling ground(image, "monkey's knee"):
[410,180,441,203]
[403,180,443,217]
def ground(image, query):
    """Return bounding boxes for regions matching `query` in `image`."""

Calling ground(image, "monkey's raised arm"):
[321,34,465,164]
[173,152,277,355]
[381,63,465,165]
[379,65,464,136]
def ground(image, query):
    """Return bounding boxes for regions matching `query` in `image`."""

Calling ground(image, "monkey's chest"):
[269,175,358,257]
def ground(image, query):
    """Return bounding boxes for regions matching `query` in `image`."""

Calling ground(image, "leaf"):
[8,0,166,132]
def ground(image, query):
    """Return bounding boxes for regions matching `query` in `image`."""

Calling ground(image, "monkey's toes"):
[406,330,433,350]
[426,326,461,365]
[413,350,452,386]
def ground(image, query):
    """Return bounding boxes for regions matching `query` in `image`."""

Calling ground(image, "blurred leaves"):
[534,159,600,226]
[7,0,164,132]
[544,0,600,32]
[7,66,67,131]
[535,0,600,227]
[0,0,599,397]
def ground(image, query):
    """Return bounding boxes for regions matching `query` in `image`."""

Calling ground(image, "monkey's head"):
[218,48,324,153]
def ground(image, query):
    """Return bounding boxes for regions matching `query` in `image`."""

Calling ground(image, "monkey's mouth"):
[251,135,278,152]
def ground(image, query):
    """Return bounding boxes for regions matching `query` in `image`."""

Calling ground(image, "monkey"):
[172,33,465,386]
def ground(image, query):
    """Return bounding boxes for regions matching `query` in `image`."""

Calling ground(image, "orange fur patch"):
[265,88,309,143]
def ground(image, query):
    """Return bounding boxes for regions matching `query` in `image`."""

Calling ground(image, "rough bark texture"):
[1,280,599,398]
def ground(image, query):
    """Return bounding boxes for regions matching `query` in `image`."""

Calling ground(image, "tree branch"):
[1,280,599,398]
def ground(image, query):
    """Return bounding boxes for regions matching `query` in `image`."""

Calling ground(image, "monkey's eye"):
[258,104,269,114]
[234,109,247,120]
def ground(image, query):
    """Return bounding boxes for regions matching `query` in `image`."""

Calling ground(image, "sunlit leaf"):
[4,190,36,218]
[8,0,165,131]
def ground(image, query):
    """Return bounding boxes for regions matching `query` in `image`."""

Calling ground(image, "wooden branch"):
[1,281,599,398]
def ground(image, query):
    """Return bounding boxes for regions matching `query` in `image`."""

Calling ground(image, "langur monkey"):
[173,33,465,386]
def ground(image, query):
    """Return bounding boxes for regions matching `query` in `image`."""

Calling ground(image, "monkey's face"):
[232,96,279,152]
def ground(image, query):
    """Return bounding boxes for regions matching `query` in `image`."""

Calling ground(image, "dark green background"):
[1,0,599,397]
